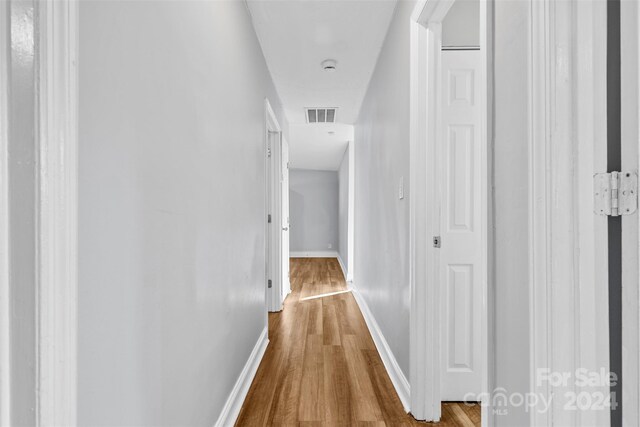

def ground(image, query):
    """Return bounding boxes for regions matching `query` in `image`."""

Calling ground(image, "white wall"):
[77,1,286,425]
[442,0,480,48]
[289,169,339,254]
[353,0,412,378]
[338,149,349,269]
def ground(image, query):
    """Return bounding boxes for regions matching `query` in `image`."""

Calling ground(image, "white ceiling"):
[288,123,354,171]
[247,0,397,170]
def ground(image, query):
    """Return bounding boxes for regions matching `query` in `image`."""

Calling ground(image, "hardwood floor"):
[236,257,480,426]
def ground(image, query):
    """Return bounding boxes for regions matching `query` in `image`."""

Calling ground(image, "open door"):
[281,137,291,298]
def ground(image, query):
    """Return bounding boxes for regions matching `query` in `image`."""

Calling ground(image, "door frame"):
[280,135,291,298]
[621,0,640,424]
[529,1,610,425]
[409,0,489,422]
[0,1,10,423]
[347,140,355,282]
[411,1,612,424]
[2,1,79,423]
[264,99,284,313]
[37,0,79,424]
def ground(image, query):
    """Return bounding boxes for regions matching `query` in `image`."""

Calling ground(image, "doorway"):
[265,99,289,313]
[409,0,488,422]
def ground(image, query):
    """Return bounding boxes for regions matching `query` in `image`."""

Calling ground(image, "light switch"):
[399,176,404,199]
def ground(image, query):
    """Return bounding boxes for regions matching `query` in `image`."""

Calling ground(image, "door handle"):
[282,227,289,231]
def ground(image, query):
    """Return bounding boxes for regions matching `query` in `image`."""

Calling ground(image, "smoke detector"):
[306,108,337,124]
[321,59,337,72]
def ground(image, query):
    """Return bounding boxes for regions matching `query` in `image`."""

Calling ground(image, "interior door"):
[440,49,482,400]
[281,137,291,298]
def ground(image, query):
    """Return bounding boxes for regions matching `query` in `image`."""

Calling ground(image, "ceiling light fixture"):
[321,59,337,72]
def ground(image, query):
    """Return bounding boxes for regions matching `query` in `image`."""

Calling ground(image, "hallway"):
[236,258,480,426]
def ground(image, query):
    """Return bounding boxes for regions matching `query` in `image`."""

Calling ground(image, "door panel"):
[446,264,473,371]
[440,50,482,400]
[447,125,474,231]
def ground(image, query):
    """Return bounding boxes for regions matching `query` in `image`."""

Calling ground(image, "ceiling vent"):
[306,108,337,124]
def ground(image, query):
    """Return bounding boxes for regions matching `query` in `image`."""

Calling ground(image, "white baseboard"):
[290,250,338,258]
[350,287,411,413]
[214,327,269,427]
[337,254,348,282]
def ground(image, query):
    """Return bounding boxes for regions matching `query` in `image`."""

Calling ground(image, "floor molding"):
[337,254,348,282]
[214,327,269,427]
[290,251,338,258]
[350,286,411,413]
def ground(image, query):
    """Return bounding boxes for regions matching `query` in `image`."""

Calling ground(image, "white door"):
[281,137,291,298]
[440,49,482,400]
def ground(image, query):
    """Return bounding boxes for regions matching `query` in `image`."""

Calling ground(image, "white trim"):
[528,2,551,425]
[409,0,488,421]
[214,328,269,427]
[347,140,355,283]
[483,0,495,424]
[290,251,338,259]
[529,1,610,425]
[409,5,434,420]
[265,98,282,313]
[0,0,11,423]
[36,0,79,425]
[621,0,640,424]
[478,1,492,425]
[280,136,291,300]
[350,287,410,413]
[337,254,348,283]
[574,2,609,425]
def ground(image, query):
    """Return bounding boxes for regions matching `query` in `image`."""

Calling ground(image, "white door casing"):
[281,137,291,299]
[530,1,610,426]
[621,0,640,425]
[439,49,482,400]
[37,0,79,424]
[265,99,282,313]
[0,1,10,423]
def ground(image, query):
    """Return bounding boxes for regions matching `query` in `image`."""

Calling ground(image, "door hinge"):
[433,236,441,248]
[268,279,272,288]
[594,171,638,216]
[268,214,272,223]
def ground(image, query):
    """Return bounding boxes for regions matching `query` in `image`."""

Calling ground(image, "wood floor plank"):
[361,349,410,423]
[323,345,351,423]
[342,334,385,422]
[236,257,480,427]
[298,334,325,421]
[268,302,311,425]
[322,303,342,346]
[458,402,482,425]
[307,299,323,335]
